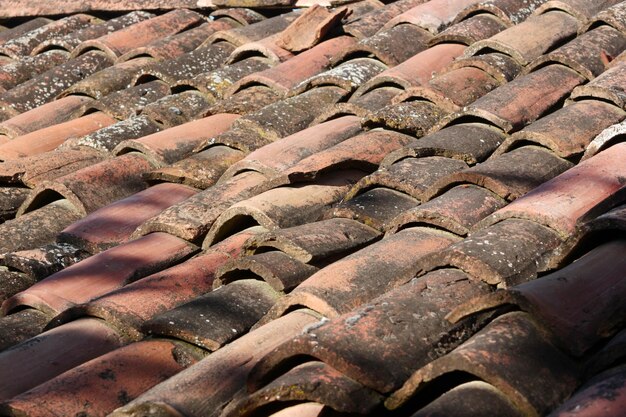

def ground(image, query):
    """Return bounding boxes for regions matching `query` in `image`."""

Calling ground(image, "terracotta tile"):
[108,311,318,417]
[586,1,626,34]
[421,218,562,286]
[570,58,626,109]
[349,156,468,201]
[207,12,297,47]
[62,115,162,153]
[280,129,414,184]
[0,308,49,352]
[527,25,626,80]
[227,34,294,66]
[364,100,448,136]
[446,52,522,84]
[227,361,383,416]
[266,403,324,417]
[252,269,490,394]
[0,95,94,139]
[0,50,68,93]
[385,0,484,34]
[0,187,30,221]
[72,10,205,60]
[409,381,525,417]
[2,242,89,281]
[62,57,154,99]
[449,238,626,357]
[336,85,404,119]
[547,365,626,417]
[207,85,280,117]
[0,1,211,18]
[343,0,428,38]
[114,113,239,166]
[140,91,214,128]
[388,185,506,236]
[1,339,194,417]
[277,5,346,53]
[0,18,51,47]
[438,65,585,133]
[387,312,579,416]
[464,11,578,65]
[354,43,467,97]
[383,122,506,166]
[59,183,198,254]
[585,328,626,376]
[534,0,623,24]
[0,14,96,58]
[135,171,267,243]
[175,57,271,101]
[3,232,197,316]
[209,7,266,26]
[0,112,116,161]
[145,145,245,189]
[243,218,381,265]
[480,142,626,237]
[32,11,154,55]
[87,80,170,120]
[0,199,82,255]
[431,13,508,46]
[215,252,319,292]
[332,187,419,231]
[135,43,235,87]
[0,318,124,401]
[339,23,432,66]
[18,153,154,217]
[143,279,279,351]
[229,86,349,145]
[585,203,626,234]
[496,100,625,158]
[205,171,362,245]
[266,227,460,319]
[292,58,387,96]
[422,65,501,108]
[222,116,362,180]
[118,21,233,62]
[64,229,259,337]
[0,51,113,116]
[230,36,356,96]
[454,0,548,25]
[212,0,292,8]
[0,268,37,306]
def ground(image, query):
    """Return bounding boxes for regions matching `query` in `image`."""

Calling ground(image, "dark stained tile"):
[0,51,69,93]
[388,185,507,236]
[387,312,580,417]
[276,4,347,52]
[135,171,267,243]
[0,18,51,47]
[534,0,623,24]
[265,227,460,318]
[586,1,626,34]
[251,269,490,394]
[321,85,402,122]
[385,0,485,34]
[72,9,205,60]
[0,318,124,401]
[585,203,626,234]
[419,218,563,286]
[59,183,198,254]
[454,0,548,25]
[0,339,196,417]
[292,58,387,96]
[0,269,37,306]
[140,91,214,127]
[207,85,280,117]
[481,142,626,237]
[0,187,30,221]
[343,0,428,38]
[449,238,626,357]
[88,80,171,120]
[142,279,279,351]
[364,100,448,136]
[145,145,245,189]
[114,113,239,166]
[0,309,49,352]
[431,13,508,46]
[446,52,522,84]
[18,153,154,217]
[0,112,116,161]
[585,328,626,376]
[209,7,266,26]
[570,57,626,109]
[108,311,319,417]
[495,100,625,158]
[2,232,197,316]
[2,242,90,281]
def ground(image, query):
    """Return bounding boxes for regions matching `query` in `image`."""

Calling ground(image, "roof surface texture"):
[0,0,623,416]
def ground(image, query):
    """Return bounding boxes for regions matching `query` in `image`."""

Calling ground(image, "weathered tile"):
[364,100,448,136]
[208,11,297,47]
[586,1,626,34]
[422,65,501,108]
[0,187,30,221]
[292,58,387,96]
[0,308,49,352]
[0,18,51,47]
[534,0,623,24]
[59,183,198,253]
[0,268,37,306]
[387,312,579,416]
[0,50,68,93]
[343,0,428,38]
[207,85,280,116]
[2,242,89,281]
[226,34,294,66]
[209,7,266,26]
[454,0,548,25]
[570,58,626,109]
[140,91,214,128]
[446,52,522,84]
[585,328,626,376]
[0,1,211,18]
[90,80,171,120]
[2,232,198,316]
[431,13,508,46]
[385,0,485,34]
[277,4,347,52]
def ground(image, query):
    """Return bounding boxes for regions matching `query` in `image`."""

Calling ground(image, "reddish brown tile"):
[0,51,68,93]
[108,311,318,417]
[88,80,171,120]
[0,318,124,401]
[431,13,508,46]
[496,100,625,158]
[227,34,294,66]
[135,171,267,243]
[140,91,214,127]
[73,9,205,60]
[0,2,211,18]
[292,58,387,96]
[364,100,448,136]
[266,403,324,417]
[343,0,428,38]
[207,85,280,117]
[0,112,116,161]
[276,4,346,52]
[2,232,197,316]
[535,0,623,24]
[208,12,297,47]
[209,7,266,26]
[266,227,460,319]
[570,58,626,109]
[59,183,198,254]
[421,65,501,108]
[446,52,522,84]
[385,0,485,34]
[0,18,51,46]
[387,312,579,416]
[0,339,195,417]
[454,0,547,25]
[586,1,626,34]
[114,113,239,166]
[2,242,89,281]
[585,203,626,234]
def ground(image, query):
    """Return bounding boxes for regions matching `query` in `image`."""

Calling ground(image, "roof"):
[0,0,623,416]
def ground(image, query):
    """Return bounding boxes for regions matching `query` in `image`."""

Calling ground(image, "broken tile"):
[277,4,347,52]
